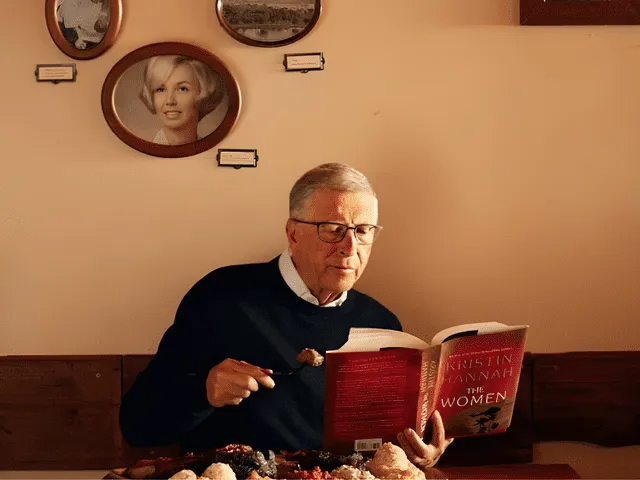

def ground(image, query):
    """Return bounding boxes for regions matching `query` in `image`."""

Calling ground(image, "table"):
[105,463,581,479]
[433,463,581,479]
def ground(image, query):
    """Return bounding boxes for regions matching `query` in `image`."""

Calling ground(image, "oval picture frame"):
[101,42,241,158]
[216,0,321,48]
[45,0,122,60]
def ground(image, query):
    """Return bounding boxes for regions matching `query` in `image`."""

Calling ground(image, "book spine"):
[415,350,429,438]
[416,345,441,438]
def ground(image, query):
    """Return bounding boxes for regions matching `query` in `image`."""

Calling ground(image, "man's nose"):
[338,229,358,255]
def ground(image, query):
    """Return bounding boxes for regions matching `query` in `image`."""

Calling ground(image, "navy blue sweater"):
[119,257,401,453]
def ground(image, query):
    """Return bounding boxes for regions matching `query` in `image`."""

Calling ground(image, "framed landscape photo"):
[520,0,640,25]
[216,0,321,47]
[45,0,122,60]
[101,42,241,158]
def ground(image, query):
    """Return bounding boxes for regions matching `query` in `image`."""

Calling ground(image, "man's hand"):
[206,358,275,407]
[396,410,454,469]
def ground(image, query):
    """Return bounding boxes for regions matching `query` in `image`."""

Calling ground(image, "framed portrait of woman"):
[101,43,241,158]
[45,0,122,60]
[216,0,321,47]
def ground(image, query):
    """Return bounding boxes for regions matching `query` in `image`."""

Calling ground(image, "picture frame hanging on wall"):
[216,0,321,47]
[520,0,640,25]
[101,42,242,158]
[45,0,123,60]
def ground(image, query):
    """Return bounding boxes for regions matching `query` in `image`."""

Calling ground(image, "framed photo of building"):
[520,0,640,25]
[216,0,321,47]
[45,0,123,60]
[101,42,241,158]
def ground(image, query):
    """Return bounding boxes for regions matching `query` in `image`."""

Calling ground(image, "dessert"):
[365,442,426,480]
[296,348,325,367]
[168,470,197,480]
[202,462,237,480]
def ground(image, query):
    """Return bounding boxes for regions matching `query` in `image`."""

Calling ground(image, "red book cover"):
[323,323,528,454]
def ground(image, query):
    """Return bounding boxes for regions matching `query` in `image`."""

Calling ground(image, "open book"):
[323,322,529,454]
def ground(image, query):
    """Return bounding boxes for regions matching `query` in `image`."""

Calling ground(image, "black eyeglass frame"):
[290,219,383,245]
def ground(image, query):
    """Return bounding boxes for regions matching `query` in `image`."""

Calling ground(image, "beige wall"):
[1,0,638,477]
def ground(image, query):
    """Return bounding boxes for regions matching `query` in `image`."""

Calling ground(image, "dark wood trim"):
[520,0,640,26]
[532,351,640,447]
[435,463,581,479]
[1,351,638,470]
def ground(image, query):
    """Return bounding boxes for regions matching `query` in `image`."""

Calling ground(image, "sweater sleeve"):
[119,275,221,448]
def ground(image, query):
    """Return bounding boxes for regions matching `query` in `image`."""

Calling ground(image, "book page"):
[328,328,428,352]
[431,322,529,346]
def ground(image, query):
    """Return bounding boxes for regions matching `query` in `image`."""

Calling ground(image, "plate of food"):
[105,442,428,480]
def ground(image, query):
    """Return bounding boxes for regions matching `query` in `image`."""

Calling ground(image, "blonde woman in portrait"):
[140,56,225,146]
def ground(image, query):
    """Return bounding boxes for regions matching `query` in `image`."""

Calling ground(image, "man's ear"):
[285,219,298,246]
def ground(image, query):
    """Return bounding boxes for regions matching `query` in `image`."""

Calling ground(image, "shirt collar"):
[278,249,348,307]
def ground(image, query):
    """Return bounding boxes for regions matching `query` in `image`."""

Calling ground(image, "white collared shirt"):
[278,249,347,307]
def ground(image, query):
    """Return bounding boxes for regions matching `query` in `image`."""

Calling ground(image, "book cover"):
[322,323,528,454]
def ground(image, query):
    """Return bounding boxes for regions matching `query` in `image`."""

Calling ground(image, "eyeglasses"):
[291,219,383,245]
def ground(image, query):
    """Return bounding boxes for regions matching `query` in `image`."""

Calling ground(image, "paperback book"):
[323,322,529,454]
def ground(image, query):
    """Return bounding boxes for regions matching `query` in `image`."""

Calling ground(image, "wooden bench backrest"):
[0,351,637,469]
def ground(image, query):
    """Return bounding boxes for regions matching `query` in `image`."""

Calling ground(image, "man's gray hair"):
[289,163,377,217]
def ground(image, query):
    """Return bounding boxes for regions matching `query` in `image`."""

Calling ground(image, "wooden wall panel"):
[1,351,638,470]
[0,356,122,469]
[0,356,121,405]
[533,351,640,447]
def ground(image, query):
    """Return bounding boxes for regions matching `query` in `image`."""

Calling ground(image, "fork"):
[269,363,308,376]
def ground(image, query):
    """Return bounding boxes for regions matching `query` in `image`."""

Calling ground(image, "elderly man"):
[120,163,452,469]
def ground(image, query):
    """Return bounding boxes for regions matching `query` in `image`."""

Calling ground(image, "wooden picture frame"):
[520,0,640,26]
[101,42,241,158]
[216,0,321,48]
[45,0,122,60]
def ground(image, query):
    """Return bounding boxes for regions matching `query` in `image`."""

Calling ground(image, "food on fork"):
[296,348,325,367]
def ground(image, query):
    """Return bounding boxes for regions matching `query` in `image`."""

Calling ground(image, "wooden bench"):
[0,352,637,469]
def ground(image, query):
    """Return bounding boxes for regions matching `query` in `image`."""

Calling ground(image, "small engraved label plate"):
[217,149,259,169]
[284,52,325,72]
[35,64,77,83]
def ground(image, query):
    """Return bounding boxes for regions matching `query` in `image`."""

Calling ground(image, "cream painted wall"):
[1,0,639,477]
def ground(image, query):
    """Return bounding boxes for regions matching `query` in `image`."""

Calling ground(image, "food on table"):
[284,450,366,472]
[246,470,274,480]
[118,442,433,479]
[126,456,191,479]
[168,470,197,480]
[365,442,426,480]
[189,444,277,479]
[329,465,375,480]
[286,466,336,479]
[296,348,325,367]
[122,445,276,480]
[202,462,237,480]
